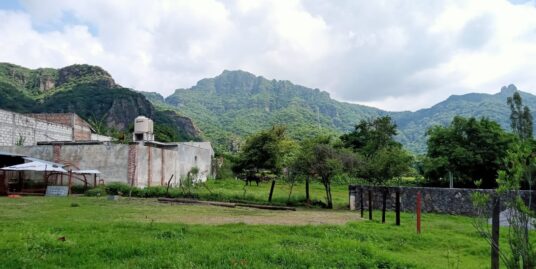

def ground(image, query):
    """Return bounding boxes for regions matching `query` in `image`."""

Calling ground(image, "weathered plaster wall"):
[177,142,213,183]
[349,185,536,216]
[0,141,214,188]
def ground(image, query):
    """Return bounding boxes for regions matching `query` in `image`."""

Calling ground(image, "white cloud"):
[0,0,534,111]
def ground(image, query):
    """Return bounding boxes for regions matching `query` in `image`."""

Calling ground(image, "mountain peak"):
[499,84,518,95]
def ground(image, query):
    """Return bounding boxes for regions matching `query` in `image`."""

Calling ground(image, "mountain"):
[144,70,386,152]
[145,70,533,154]
[0,63,201,142]
[392,84,535,153]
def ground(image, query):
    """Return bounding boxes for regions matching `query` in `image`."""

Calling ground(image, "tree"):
[291,136,357,208]
[424,116,512,188]
[342,116,412,186]
[341,116,399,157]
[508,91,533,140]
[232,125,287,175]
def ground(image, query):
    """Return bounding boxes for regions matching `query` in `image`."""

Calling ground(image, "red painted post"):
[416,191,421,234]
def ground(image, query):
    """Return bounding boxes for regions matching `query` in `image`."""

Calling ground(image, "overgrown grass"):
[0,196,509,268]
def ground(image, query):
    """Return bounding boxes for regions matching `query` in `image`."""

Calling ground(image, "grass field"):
[0,193,512,269]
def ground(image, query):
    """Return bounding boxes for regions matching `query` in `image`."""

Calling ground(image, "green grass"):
[202,179,350,208]
[0,195,515,269]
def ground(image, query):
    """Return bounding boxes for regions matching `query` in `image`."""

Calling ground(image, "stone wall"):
[0,109,72,146]
[349,185,536,216]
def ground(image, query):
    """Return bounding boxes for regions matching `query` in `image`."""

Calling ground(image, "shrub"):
[85,187,106,197]
[104,182,131,195]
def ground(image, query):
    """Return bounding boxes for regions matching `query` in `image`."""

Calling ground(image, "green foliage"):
[232,125,288,175]
[342,116,413,186]
[507,90,533,140]
[423,116,512,188]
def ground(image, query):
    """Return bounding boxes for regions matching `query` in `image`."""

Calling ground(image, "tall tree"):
[424,116,511,188]
[292,136,357,208]
[342,116,412,186]
[507,91,533,140]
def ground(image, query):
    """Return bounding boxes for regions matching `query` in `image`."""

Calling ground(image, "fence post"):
[381,188,387,223]
[395,189,401,226]
[491,196,500,269]
[368,190,373,220]
[268,180,276,202]
[416,191,421,234]
[360,187,364,218]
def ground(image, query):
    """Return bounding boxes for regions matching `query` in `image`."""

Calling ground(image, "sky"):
[0,0,535,112]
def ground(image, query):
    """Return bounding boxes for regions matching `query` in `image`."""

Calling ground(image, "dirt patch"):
[135,202,362,225]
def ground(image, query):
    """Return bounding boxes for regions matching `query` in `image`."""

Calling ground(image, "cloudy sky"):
[0,0,535,111]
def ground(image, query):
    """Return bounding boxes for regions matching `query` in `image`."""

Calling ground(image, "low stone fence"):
[349,185,536,216]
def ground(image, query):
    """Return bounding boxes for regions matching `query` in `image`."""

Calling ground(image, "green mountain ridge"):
[145,70,534,154]
[2,63,531,153]
[0,63,202,142]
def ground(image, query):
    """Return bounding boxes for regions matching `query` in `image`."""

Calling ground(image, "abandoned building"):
[0,111,214,194]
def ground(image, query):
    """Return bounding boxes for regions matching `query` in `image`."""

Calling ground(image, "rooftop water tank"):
[134,116,153,133]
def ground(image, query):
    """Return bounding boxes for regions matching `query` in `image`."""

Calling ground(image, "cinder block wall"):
[0,109,72,146]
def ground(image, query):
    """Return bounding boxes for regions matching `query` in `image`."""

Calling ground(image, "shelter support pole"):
[381,189,387,223]
[94,174,97,188]
[68,170,73,195]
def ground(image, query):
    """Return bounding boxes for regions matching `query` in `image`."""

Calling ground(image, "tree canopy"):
[424,116,512,188]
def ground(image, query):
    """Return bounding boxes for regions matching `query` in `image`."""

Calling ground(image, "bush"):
[85,187,106,197]
[104,182,131,195]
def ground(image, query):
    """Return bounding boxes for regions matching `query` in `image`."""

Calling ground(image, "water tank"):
[134,116,153,133]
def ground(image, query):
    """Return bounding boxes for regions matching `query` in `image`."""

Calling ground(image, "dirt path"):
[131,200,362,225]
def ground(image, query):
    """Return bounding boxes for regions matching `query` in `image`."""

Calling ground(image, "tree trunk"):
[323,177,333,209]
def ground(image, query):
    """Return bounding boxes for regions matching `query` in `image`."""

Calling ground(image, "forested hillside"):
[144,70,386,152]
[0,63,202,142]
[145,70,534,153]
[2,62,533,153]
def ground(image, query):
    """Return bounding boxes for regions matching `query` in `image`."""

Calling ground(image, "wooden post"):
[93,174,97,188]
[381,189,387,223]
[268,180,276,202]
[491,196,500,269]
[368,190,373,220]
[61,173,64,185]
[360,188,364,218]
[416,191,421,234]
[395,190,401,226]
[68,170,73,195]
